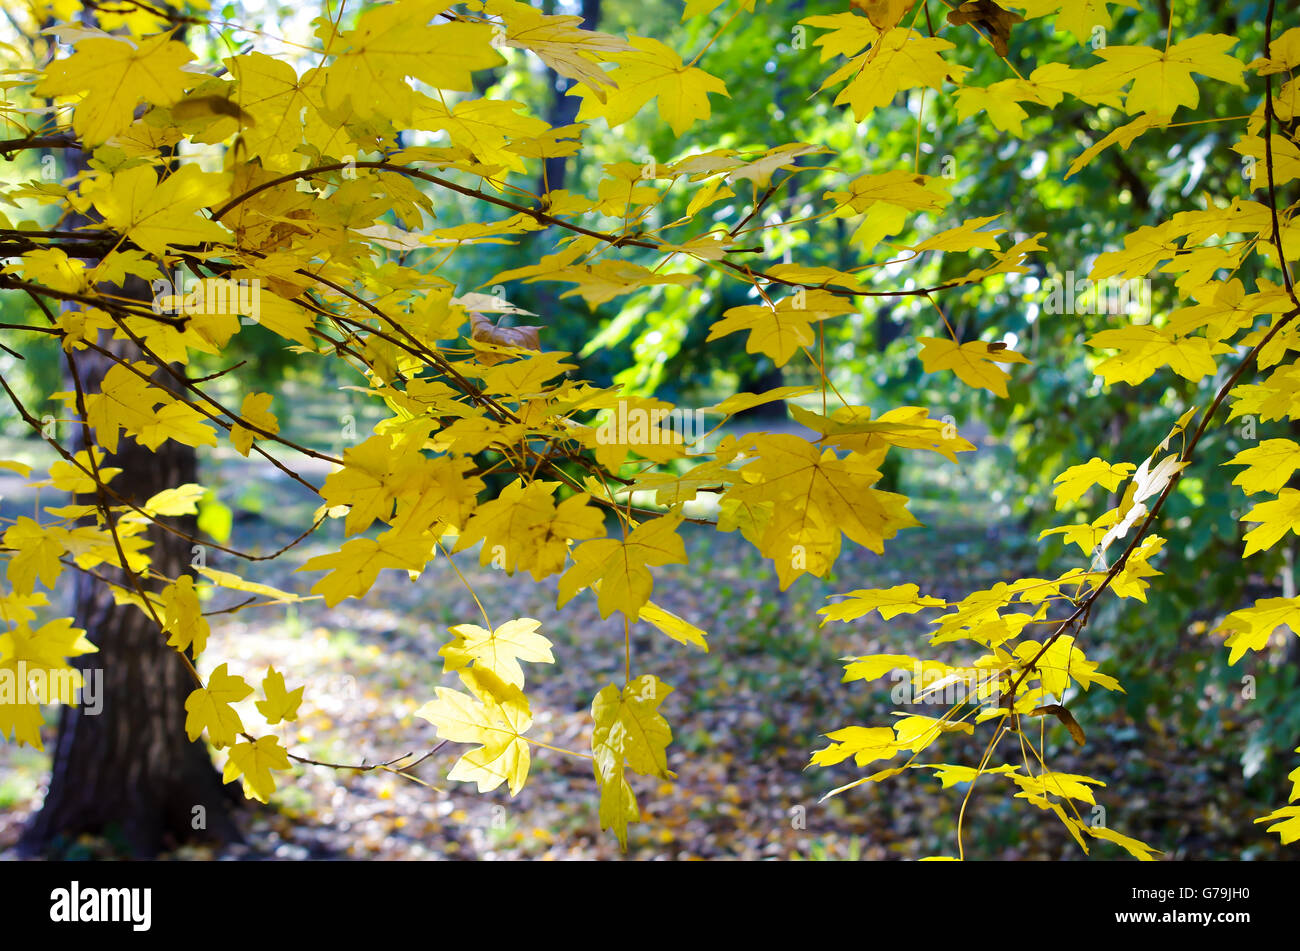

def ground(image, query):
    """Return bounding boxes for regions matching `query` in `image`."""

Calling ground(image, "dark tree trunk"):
[535,0,601,201]
[21,142,241,857]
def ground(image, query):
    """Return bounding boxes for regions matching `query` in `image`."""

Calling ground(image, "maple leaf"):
[792,405,975,463]
[160,575,209,656]
[487,0,633,96]
[0,617,97,679]
[1229,365,1300,422]
[231,392,278,458]
[416,668,534,795]
[39,450,119,495]
[817,28,969,121]
[811,725,902,768]
[820,584,946,624]
[952,79,1045,136]
[1225,439,1300,495]
[591,675,674,849]
[1065,113,1168,179]
[726,434,919,586]
[548,260,698,307]
[841,654,923,684]
[559,516,688,619]
[82,164,231,257]
[718,437,917,588]
[440,618,555,689]
[298,534,429,607]
[454,481,603,581]
[1052,457,1136,509]
[1214,597,1300,665]
[917,337,1030,398]
[184,663,252,748]
[1109,535,1164,601]
[823,170,950,215]
[35,31,197,144]
[255,667,304,725]
[0,683,43,748]
[415,98,550,175]
[706,290,859,367]
[226,52,347,172]
[1256,806,1300,846]
[637,599,709,651]
[907,215,1005,254]
[223,735,291,803]
[572,35,729,135]
[1005,0,1139,45]
[3,517,66,595]
[1086,324,1221,385]
[322,0,503,119]
[1089,34,1246,117]
[0,618,88,747]
[1241,490,1300,557]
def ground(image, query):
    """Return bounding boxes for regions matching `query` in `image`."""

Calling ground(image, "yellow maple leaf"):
[416,668,534,795]
[255,667,304,725]
[1005,0,1139,45]
[591,675,674,849]
[83,164,231,257]
[297,533,429,607]
[487,0,632,96]
[440,618,554,689]
[1241,489,1300,557]
[707,289,858,367]
[1225,439,1300,495]
[572,35,729,135]
[454,481,603,581]
[231,392,278,458]
[1052,457,1136,509]
[1089,34,1246,117]
[559,516,687,619]
[223,735,291,803]
[820,584,946,624]
[225,52,348,171]
[1086,325,1221,385]
[1214,597,1300,665]
[322,0,503,119]
[35,31,196,144]
[917,337,1030,397]
[160,575,210,656]
[3,517,67,595]
[184,663,252,748]
[725,434,919,586]
[818,28,969,121]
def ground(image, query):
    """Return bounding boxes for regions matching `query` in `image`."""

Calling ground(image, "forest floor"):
[0,403,1296,861]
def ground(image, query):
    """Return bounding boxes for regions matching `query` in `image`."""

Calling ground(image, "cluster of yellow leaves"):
[183,662,303,802]
[417,619,553,795]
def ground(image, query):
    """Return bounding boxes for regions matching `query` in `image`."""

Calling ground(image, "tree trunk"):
[534,0,601,201]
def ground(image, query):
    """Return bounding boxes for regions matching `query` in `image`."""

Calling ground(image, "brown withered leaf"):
[1030,703,1087,746]
[470,311,543,366]
[946,1,1024,58]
